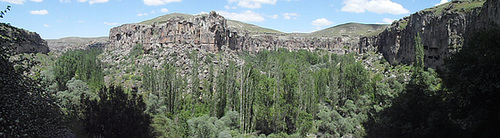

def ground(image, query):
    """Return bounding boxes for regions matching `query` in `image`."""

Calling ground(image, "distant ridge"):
[138,13,282,34]
[307,23,389,37]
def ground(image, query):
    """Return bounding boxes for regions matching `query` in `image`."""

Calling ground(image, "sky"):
[0,0,450,39]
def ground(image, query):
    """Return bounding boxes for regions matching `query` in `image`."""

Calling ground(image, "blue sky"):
[0,0,449,39]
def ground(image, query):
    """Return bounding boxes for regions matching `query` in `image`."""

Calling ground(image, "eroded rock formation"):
[108,11,359,56]
[361,0,486,69]
[0,23,49,54]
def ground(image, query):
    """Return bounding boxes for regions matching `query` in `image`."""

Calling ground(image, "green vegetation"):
[307,23,389,37]
[1,33,63,137]
[53,48,104,91]
[3,11,500,137]
[82,85,152,137]
[227,20,282,34]
[424,0,486,16]
[139,13,282,34]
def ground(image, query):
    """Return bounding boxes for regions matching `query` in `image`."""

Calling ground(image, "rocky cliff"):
[47,37,108,53]
[107,11,362,56]
[362,0,486,69]
[468,0,500,32]
[0,23,49,54]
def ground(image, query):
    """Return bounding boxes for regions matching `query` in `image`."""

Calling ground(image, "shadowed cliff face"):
[0,23,49,54]
[107,11,361,56]
[367,0,486,69]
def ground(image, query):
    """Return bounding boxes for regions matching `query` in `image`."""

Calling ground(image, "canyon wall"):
[0,23,49,54]
[361,0,486,69]
[108,11,359,56]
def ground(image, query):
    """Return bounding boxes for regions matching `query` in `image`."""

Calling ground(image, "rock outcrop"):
[47,37,108,52]
[360,0,488,69]
[108,11,359,56]
[468,0,500,31]
[361,0,486,69]
[0,23,49,54]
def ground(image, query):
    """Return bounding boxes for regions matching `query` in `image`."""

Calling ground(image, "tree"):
[1,41,63,137]
[443,28,500,137]
[82,85,152,137]
[0,5,11,19]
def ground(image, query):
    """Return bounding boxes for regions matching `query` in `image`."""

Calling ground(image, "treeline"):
[53,48,104,91]
[140,48,406,137]
[4,28,499,137]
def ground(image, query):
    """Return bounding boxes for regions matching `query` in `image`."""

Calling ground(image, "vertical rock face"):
[109,11,229,53]
[108,11,357,55]
[369,0,484,69]
[469,0,500,31]
[0,23,49,54]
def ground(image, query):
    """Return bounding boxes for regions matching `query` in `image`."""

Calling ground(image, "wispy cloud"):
[217,10,265,22]
[137,13,148,17]
[143,0,182,6]
[283,12,299,20]
[311,18,333,27]
[228,0,277,9]
[77,0,109,4]
[341,0,409,15]
[43,24,50,27]
[1,0,26,4]
[160,8,169,13]
[383,18,395,24]
[103,22,118,26]
[435,0,448,6]
[30,9,49,15]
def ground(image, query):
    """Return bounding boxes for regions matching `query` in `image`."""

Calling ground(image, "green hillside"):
[307,23,389,37]
[138,13,282,34]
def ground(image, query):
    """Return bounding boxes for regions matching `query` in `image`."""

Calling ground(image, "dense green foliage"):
[136,49,405,137]
[53,48,103,91]
[0,42,63,137]
[443,28,500,137]
[82,85,152,137]
[4,24,500,137]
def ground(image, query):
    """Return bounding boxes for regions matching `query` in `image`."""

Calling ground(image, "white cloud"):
[383,18,395,24]
[137,13,148,17]
[268,14,278,19]
[78,20,85,23]
[59,0,70,3]
[218,10,265,22]
[30,9,49,15]
[160,8,169,13]
[283,12,298,20]
[43,24,50,27]
[341,0,409,15]
[1,0,25,4]
[76,0,108,4]
[143,0,182,6]
[196,11,208,15]
[224,5,237,10]
[31,0,42,2]
[311,18,333,27]
[103,22,118,26]
[228,0,277,9]
[435,0,448,6]
[89,0,107,4]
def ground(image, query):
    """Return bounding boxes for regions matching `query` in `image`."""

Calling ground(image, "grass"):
[424,0,486,16]
[306,23,389,37]
[138,13,282,34]
[398,21,408,30]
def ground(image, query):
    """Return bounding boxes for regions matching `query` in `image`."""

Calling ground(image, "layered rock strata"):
[108,11,358,56]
